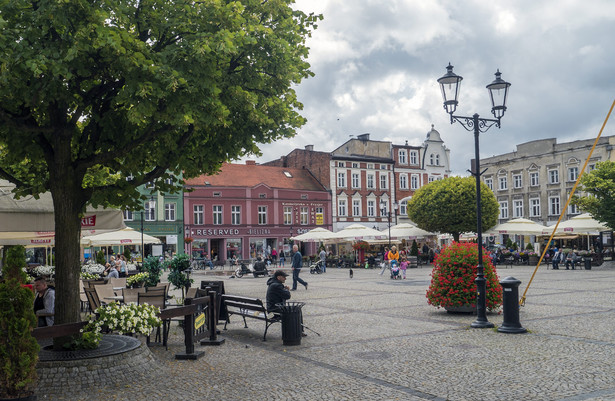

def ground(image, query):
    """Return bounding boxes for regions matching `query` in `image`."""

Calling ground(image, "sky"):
[247,0,615,176]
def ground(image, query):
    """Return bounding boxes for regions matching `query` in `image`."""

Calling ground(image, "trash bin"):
[276,302,305,346]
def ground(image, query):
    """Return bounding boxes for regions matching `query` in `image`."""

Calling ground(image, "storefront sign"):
[316,213,323,225]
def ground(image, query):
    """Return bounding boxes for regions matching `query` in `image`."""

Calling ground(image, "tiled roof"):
[184,163,327,191]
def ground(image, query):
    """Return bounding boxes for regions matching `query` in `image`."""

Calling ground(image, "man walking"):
[291,244,308,291]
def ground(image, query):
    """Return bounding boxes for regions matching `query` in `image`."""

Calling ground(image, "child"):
[400,257,408,279]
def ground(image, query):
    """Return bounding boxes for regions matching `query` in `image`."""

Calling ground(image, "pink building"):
[183,162,332,261]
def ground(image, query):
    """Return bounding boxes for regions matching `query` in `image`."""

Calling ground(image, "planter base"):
[445,305,475,314]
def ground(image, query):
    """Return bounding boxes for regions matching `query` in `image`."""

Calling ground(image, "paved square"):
[43,263,615,400]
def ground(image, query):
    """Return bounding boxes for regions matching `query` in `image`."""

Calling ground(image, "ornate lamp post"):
[380,200,398,249]
[437,63,511,328]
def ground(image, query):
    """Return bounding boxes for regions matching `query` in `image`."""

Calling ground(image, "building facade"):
[183,162,332,261]
[480,136,615,227]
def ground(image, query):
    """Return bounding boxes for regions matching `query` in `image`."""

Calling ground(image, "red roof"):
[184,163,326,191]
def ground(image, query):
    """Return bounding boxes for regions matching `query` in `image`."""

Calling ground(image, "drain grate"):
[39,334,141,361]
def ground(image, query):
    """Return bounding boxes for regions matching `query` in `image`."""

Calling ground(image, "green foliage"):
[141,256,162,287]
[123,248,132,261]
[573,161,615,229]
[0,0,320,326]
[505,237,513,249]
[0,246,39,398]
[96,250,106,265]
[525,242,534,251]
[167,254,193,290]
[63,330,101,351]
[511,242,518,251]
[407,177,498,241]
[410,240,419,257]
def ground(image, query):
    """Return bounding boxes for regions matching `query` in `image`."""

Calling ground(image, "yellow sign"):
[316,213,323,225]
[194,312,206,330]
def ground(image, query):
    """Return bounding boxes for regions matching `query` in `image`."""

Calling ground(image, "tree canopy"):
[0,0,320,331]
[406,176,498,242]
[573,161,615,229]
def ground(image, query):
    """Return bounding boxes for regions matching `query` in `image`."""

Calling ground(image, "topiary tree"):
[167,254,192,299]
[96,250,106,265]
[426,242,502,311]
[123,248,132,262]
[141,256,163,288]
[525,242,534,251]
[0,246,39,399]
[410,240,419,257]
[505,237,514,249]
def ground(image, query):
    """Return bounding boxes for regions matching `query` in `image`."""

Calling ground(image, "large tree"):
[0,0,320,337]
[573,161,615,229]
[406,176,498,242]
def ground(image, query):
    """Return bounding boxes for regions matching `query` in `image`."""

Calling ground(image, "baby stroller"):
[390,261,400,280]
[310,260,324,274]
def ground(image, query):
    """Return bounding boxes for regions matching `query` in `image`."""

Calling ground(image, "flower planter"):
[583,258,592,270]
[445,305,475,314]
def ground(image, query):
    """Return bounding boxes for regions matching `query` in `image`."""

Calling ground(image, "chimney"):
[305,145,314,151]
[246,160,256,165]
[357,133,370,141]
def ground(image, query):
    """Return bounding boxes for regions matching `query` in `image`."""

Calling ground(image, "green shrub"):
[141,256,162,287]
[410,240,419,256]
[0,246,39,398]
[96,250,106,265]
[167,254,192,291]
[525,242,534,251]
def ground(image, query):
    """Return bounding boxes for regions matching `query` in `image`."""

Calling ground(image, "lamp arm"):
[450,114,501,132]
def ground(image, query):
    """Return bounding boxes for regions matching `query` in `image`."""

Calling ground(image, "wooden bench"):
[221,294,281,341]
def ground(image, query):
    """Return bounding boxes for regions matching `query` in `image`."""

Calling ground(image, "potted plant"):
[0,245,39,400]
[167,254,193,299]
[126,272,149,288]
[426,242,502,313]
[141,256,163,288]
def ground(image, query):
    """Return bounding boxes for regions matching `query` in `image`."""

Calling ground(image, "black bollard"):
[498,276,527,334]
[201,290,225,346]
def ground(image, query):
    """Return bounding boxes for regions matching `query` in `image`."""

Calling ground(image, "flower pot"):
[445,305,475,314]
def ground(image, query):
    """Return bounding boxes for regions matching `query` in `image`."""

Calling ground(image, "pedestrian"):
[33,277,55,327]
[379,247,390,275]
[291,244,308,291]
[278,249,285,267]
[319,247,327,273]
[400,257,408,279]
[552,247,561,270]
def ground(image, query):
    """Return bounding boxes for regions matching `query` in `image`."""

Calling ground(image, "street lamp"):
[380,200,398,249]
[437,63,511,329]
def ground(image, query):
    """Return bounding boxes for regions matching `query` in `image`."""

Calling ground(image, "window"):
[530,172,539,187]
[145,181,155,189]
[513,200,523,218]
[485,178,493,191]
[398,150,407,164]
[351,173,360,188]
[144,200,156,221]
[164,177,173,185]
[123,210,134,221]
[231,206,241,225]
[530,198,541,217]
[165,203,176,221]
[410,151,418,165]
[430,154,435,165]
[399,202,407,217]
[213,192,221,197]
[300,207,308,225]
[380,200,389,216]
[428,176,435,183]
[588,164,596,172]
[283,206,292,225]
[301,194,308,200]
[337,161,345,167]
[513,174,522,188]
[352,200,360,216]
[399,174,408,190]
[258,206,267,225]
[352,162,359,168]
[367,200,375,217]
[548,169,559,184]
[411,175,419,190]
[367,174,375,189]
[380,164,388,170]
[338,199,347,216]
[193,205,204,225]
[259,193,266,199]
[568,167,579,182]
[569,202,579,215]
[213,205,222,225]
[435,154,440,165]
[125,174,134,181]
[380,174,387,189]
[499,201,509,219]
[337,172,346,188]
[367,163,374,169]
[549,196,560,216]
[498,176,507,191]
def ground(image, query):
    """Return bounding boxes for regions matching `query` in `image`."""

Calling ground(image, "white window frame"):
[300,207,308,225]
[193,205,204,225]
[351,172,360,189]
[123,210,134,221]
[213,205,223,225]
[164,203,176,222]
[338,199,347,216]
[398,149,407,164]
[367,200,375,217]
[410,175,419,190]
[568,166,579,182]
[399,174,408,190]
[530,172,539,187]
[435,154,440,166]
[513,174,522,188]
[337,171,346,188]
[258,206,267,225]
[499,201,509,219]
[399,202,407,217]
[498,176,508,191]
[549,196,560,216]
[484,178,493,191]
[380,174,388,189]
[513,200,523,218]
[367,173,375,189]
[231,205,241,225]
[548,169,559,184]
[352,199,360,216]
[410,151,418,165]
[530,198,541,217]
[144,201,156,221]
[283,206,292,225]
[568,202,580,215]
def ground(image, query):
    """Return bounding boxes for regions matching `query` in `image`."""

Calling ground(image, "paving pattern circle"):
[38,334,140,361]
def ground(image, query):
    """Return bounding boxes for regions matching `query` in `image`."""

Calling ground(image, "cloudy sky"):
[249,0,615,175]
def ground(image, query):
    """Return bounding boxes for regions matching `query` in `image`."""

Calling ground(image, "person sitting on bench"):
[266,270,306,336]
[253,257,267,275]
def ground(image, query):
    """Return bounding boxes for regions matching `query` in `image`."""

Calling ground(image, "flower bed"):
[426,242,502,311]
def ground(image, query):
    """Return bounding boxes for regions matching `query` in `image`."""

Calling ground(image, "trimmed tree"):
[407,176,498,242]
[0,0,320,345]
[573,161,615,229]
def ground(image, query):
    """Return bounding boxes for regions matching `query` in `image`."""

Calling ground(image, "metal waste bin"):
[276,302,305,346]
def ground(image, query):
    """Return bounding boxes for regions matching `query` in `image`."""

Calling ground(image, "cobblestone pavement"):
[43,262,615,401]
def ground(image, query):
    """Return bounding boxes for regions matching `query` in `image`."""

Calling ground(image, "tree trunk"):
[452,232,460,242]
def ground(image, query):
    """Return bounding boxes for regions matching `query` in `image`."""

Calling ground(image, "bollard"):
[498,276,527,334]
[175,297,205,360]
[201,290,225,346]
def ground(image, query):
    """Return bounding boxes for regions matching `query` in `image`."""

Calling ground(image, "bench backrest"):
[222,295,266,313]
